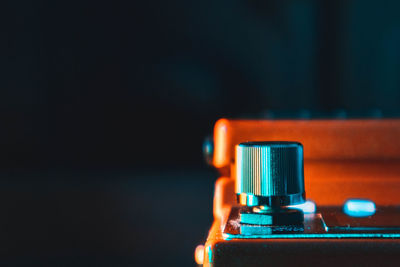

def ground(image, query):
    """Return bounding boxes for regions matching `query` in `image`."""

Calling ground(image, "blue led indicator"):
[290,200,316,213]
[343,199,376,217]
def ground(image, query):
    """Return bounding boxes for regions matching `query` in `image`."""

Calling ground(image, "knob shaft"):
[236,141,305,207]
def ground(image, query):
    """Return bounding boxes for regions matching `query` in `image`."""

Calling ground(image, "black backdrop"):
[3,0,400,266]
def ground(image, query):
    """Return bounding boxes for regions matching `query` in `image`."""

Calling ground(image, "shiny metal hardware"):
[235,141,305,207]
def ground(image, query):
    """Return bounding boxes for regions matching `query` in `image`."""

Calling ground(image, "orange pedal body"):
[202,119,400,267]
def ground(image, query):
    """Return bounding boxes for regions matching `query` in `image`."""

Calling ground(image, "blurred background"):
[3,0,400,266]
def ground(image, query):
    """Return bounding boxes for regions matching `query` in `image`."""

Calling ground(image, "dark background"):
[3,0,400,266]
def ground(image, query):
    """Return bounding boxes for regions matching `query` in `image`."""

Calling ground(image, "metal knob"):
[236,141,305,207]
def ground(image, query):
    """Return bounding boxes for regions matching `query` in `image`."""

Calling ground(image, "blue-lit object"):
[343,199,376,217]
[206,245,213,264]
[290,200,316,213]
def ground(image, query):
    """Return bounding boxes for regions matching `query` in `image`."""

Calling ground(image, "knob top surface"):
[236,141,305,207]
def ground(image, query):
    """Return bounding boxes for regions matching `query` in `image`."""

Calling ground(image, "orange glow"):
[213,119,400,169]
[194,244,204,265]
[212,119,400,212]
[213,119,230,169]
[205,118,400,267]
